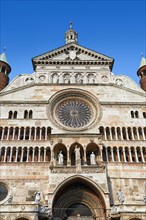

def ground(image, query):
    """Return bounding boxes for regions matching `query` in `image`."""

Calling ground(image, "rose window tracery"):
[56,99,92,128]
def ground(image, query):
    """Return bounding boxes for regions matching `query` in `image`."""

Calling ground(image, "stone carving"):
[117,190,124,204]
[34,191,41,204]
[90,152,96,165]
[74,146,80,161]
[75,73,83,84]
[25,77,34,83]
[52,73,59,83]
[58,151,64,165]
[88,74,95,84]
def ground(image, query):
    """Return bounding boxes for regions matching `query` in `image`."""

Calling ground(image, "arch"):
[86,142,100,165]
[69,142,84,165]
[52,175,106,219]
[53,143,67,166]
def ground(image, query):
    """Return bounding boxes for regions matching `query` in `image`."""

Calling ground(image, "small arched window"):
[24,110,28,119]
[29,110,33,119]
[135,111,139,118]
[13,111,17,119]
[143,112,146,118]
[131,111,134,118]
[8,111,13,119]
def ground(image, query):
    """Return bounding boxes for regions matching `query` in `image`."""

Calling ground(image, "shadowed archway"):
[52,176,106,220]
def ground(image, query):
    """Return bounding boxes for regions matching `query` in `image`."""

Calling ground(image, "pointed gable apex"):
[32,43,114,71]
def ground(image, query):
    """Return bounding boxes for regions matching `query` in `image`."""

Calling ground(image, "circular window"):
[49,89,102,131]
[0,183,8,202]
[56,99,92,128]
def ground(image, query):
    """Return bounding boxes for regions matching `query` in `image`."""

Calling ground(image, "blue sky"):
[0,0,146,86]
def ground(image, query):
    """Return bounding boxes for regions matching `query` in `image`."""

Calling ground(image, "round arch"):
[52,175,106,219]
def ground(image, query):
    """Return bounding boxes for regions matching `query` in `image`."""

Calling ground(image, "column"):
[123,148,127,162]
[115,128,118,140]
[32,148,35,162]
[6,128,10,140]
[126,128,129,140]
[44,148,46,162]
[128,148,133,162]
[23,128,26,140]
[18,128,21,140]
[9,148,13,162]
[105,147,109,162]
[12,128,15,140]
[26,148,29,162]
[117,148,121,162]
[34,128,37,140]
[45,128,47,140]
[111,148,114,162]
[104,128,107,140]
[109,128,113,140]
[38,148,41,162]
[134,149,139,162]
[15,149,18,162]
[39,128,42,140]
[136,128,140,140]
[1,128,4,140]
[131,128,135,140]
[120,128,124,140]
[20,148,24,162]
[67,147,70,166]
[4,148,7,162]
[142,128,145,140]
[29,127,32,140]
[140,148,145,163]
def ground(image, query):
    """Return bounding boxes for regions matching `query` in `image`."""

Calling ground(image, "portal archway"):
[52,176,106,219]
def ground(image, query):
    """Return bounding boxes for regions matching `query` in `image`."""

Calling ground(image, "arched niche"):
[52,175,106,219]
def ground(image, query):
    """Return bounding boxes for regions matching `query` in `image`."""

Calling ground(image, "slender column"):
[39,128,42,140]
[29,127,31,140]
[126,128,129,140]
[131,128,135,140]
[18,128,21,140]
[6,128,10,140]
[123,148,127,162]
[45,128,47,140]
[67,147,70,166]
[23,128,26,140]
[12,128,15,140]
[136,128,140,140]
[15,149,18,162]
[134,149,139,162]
[9,148,13,162]
[111,148,114,162]
[4,148,7,162]
[142,128,145,140]
[129,148,133,162]
[38,148,41,162]
[32,148,35,162]
[1,128,4,140]
[120,128,124,140]
[105,147,109,162]
[51,149,54,162]
[117,148,121,162]
[109,128,113,140]
[20,148,24,162]
[140,148,145,163]
[104,128,107,140]
[115,128,118,140]
[26,148,29,162]
[34,128,37,140]
[44,148,46,162]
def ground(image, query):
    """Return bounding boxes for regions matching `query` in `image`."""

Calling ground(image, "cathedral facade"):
[0,24,146,220]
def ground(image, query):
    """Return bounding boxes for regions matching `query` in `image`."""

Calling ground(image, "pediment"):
[32,43,114,70]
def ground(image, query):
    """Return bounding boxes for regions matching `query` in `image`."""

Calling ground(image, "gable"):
[32,43,114,70]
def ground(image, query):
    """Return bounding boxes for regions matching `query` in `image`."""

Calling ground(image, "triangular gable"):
[32,43,114,70]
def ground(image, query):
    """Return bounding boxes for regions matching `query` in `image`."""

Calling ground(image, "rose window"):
[56,100,92,128]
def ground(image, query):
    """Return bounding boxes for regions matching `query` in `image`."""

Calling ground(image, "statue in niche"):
[34,191,41,204]
[76,74,83,84]
[88,74,95,84]
[58,151,64,165]
[90,152,96,165]
[117,190,124,204]
[74,146,80,161]
[52,73,59,83]
[64,74,70,84]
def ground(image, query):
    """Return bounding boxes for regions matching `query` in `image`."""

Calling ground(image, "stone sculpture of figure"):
[53,73,58,83]
[35,191,41,204]
[117,190,124,204]
[90,152,96,165]
[74,146,80,161]
[64,74,70,84]
[58,151,63,165]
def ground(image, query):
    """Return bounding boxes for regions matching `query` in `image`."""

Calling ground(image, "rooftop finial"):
[70,21,72,29]
[4,47,6,52]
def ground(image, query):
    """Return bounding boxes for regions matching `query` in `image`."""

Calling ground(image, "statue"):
[58,151,63,165]
[35,191,41,204]
[74,146,80,161]
[117,190,124,204]
[90,152,96,165]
